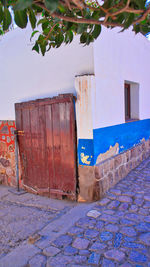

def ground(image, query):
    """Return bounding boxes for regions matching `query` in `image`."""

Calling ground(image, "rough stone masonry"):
[0,121,17,187]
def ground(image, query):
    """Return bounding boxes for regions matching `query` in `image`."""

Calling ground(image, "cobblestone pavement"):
[0,187,77,259]
[0,157,150,266]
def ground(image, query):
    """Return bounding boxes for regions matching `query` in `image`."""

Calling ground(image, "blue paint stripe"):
[78,139,94,166]
[78,119,150,166]
[93,119,150,164]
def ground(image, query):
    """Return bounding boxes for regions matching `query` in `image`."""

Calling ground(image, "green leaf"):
[54,17,61,24]
[37,35,47,55]
[65,22,73,31]
[32,41,39,53]
[32,4,43,13]
[92,11,102,20]
[42,21,49,31]
[117,14,125,24]
[124,13,135,29]
[58,4,66,13]
[133,24,140,34]
[15,0,33,10]
[80,32,94,45]
[83,8,91,19]
[37,18,48,26]
[3,8,12,31]
[141,24,150,34]
[77,23,88,34]
[92,25,101,39]
[0,6,3,23]
[137,0,146,9]
[45,0,59,13]
[46,43,52,52]
[55,32,64,47]
[43,27,50,36]
[0,29,4,35]
[80,32,88,44]
[87,34,94,45]
[30,30,39,41]
[68,30,73,43]
[141,19,147,25]
[40,42,47,56]
[29,9,36,29]
[14,10,28,28]
[65,30,73,44]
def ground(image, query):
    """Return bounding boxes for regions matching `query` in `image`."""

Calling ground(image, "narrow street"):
[0,157,150,267]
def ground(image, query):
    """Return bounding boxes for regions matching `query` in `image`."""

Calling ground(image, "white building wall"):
[1,24,150,130]
[0,26,94,120]
[93,27,150,129]
[75,75,96,140]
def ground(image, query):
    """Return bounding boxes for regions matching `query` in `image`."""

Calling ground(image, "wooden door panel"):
[30,107,40,189]
[45,105,54,191]
[15,94,77,200]
[51,103,62,191]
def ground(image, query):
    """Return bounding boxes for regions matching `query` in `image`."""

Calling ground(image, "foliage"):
[0,0,150,55]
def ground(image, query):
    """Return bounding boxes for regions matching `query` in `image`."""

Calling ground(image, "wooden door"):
[15,94,77,200]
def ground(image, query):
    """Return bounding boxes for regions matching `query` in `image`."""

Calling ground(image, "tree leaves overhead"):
[45,0,59,13]
[0,6,3,24]
[28,9,36,29]
[3,8,11,31]
[14,10,28,28]
[14,0,33,11]
[0,0,150,55]
[92,25,101,39]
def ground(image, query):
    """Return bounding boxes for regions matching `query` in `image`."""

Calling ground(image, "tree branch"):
[34,0,150,30]
[133,5,150,24]
[44,23,58,40]
[35,1,123,27]
[108,0,130,17]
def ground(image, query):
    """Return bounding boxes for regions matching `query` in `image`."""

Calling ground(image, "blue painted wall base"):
[78,119,150,166]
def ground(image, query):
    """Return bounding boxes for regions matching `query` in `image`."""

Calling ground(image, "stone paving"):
[0,157,150,266]
[0,187,76,260]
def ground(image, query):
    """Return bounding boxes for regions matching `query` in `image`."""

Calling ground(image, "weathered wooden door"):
[15,94,77,200]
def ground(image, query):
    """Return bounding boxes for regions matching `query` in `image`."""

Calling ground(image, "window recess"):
[124,82,139,122]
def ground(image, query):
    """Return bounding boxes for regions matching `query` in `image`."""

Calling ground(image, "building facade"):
[0,25,150,201]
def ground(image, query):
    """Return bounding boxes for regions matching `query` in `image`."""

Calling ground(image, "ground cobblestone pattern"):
[0,157,150,266]
[0,190,74,261]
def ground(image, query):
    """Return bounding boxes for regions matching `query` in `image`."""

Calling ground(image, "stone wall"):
[78,139,150,202]
[0,121,17,186]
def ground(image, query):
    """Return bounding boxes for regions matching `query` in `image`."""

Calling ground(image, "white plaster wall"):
[93,27,150,129]
[0,26,94,120]
[75,75,95,139]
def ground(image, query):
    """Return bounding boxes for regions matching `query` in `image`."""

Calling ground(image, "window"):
[124,82,139,122]
[125,83,131,120]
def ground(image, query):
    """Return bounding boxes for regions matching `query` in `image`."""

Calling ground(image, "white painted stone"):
[87,210,101,218]
[104,249,125,262]
[43,246,60,257]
